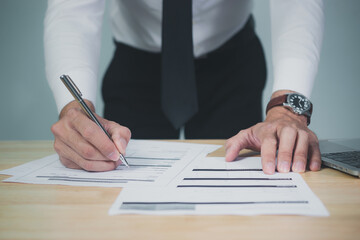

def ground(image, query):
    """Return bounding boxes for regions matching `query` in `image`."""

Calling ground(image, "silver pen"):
[60,75,129,167]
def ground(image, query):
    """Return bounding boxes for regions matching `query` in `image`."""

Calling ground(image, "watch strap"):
[266,94,312,125]
[265,95,288,114]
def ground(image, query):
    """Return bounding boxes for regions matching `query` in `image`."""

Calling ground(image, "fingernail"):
[108,151,120,161]
[310,161,321,171]
[264,162,275,174]
[279,161,290,173]
[293,162,305,172]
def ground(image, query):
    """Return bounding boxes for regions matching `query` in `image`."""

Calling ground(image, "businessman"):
[45,0,324,174]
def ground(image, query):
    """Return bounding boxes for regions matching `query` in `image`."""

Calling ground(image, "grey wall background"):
[0,0,359,141]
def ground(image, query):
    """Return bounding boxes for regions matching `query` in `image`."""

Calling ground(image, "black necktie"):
[161,0,198,129]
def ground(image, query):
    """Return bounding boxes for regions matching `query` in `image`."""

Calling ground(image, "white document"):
[109,157,329,216]
[0,140,221,188]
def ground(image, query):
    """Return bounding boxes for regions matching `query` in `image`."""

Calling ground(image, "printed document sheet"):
[109,156,329,216]
[0,140,221,187]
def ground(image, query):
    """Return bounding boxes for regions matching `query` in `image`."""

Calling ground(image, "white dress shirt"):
[44,0,324,113]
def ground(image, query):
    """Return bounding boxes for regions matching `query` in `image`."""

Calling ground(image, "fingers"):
[51,104,132,172]
[263,127,315,174]
[291,130,309,173]
[263,129,321,174]
[55,139,118,172]
[57,123,107,161]
[225,124,321,175]
[277,127,297,173]
[225,124,278,174]
[308,135,322,171]
[225,130,254,162]
[225,135,244,162]
[106,121,131,155]
[277,128,320,173]
[260,133,277,175]
[59,156,82,170]
[229,114,322,174]
[70,110,120,161]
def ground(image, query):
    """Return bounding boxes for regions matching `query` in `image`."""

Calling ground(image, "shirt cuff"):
[49,69,97,114]
[272,58,318,99]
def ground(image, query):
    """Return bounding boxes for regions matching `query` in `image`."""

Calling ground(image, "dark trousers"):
[102,16,267,139]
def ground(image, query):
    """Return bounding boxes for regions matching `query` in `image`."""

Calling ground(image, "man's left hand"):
[225,92,321,174]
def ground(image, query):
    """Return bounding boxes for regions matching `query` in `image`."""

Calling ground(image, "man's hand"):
[51,100,131,171]
[225,91,321,174]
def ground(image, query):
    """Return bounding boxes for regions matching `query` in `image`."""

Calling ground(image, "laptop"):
[320,138,360,178]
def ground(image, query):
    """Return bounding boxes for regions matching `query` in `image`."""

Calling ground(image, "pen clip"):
[60,75,82,97]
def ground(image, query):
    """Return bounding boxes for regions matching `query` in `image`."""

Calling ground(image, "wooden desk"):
[0,140,359,240]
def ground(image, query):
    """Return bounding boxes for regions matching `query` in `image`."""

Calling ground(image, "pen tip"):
[119,154,130,168]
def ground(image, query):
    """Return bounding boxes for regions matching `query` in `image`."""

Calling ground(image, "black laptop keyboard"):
[322,151,360,168]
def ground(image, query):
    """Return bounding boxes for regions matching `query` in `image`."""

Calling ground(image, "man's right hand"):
[51,100,131,172]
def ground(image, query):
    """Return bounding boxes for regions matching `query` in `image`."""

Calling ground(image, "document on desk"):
[0,140,221,187]
[109,157,329,216]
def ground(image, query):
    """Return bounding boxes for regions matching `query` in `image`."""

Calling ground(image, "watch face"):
[287,93,311,114]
